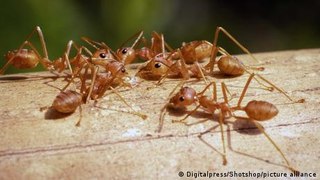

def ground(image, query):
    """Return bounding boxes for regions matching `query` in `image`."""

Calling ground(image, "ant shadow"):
[174,112,287,169]
[232,118,263,135]
[166,104,217,119]
[0,75,28,81]
[44,107,73,120]
[210,72,242,80]
[0,72,67,85]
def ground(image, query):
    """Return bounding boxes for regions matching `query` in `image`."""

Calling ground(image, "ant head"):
[116,47,136,65]
[150,53,171,75]
[169,87,197,108]
[92,49,114,60]
[138,54,170,78]
[104,60,128,78]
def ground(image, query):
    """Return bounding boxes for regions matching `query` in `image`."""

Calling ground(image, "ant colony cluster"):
[1,26,304,173]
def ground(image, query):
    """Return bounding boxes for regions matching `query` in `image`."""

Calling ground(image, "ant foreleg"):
[213,27,260,63]
[172,104,202,123]
[109,86,147,120]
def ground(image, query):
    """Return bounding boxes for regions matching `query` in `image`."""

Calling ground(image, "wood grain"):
[0,49,319,179]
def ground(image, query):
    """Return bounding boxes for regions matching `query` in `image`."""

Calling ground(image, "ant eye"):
[154,63,161,68]
[121,48,128,54]
[179,96,185,102]
[99,53,107,58]
[121,68,126,73]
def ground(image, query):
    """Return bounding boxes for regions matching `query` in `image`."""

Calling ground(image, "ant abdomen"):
[5,49,39,69]
[244,100,278,121]
[180,41,212,64]
[217,55,245,76]
[52,90,83,113]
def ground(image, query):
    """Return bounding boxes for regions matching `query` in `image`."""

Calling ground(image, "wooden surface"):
[0,49,319,179]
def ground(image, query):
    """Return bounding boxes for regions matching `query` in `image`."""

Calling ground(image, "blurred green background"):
[0,0,319,74]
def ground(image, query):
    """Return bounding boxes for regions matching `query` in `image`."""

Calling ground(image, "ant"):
[45,64,146,126]
[81,30,145,66]
[170,40,213,64]
[115,30,144,65]
[136,27,266,86]
[204,27,264,76]
[61,37,133,92]
[0,26,74,75]
[136,31,175,61]
[158,73,303,172]
[135,33,196,82]
[151,27,265,79]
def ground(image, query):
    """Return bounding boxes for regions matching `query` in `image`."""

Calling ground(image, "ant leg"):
[177,49,191,80]
[244,65,265,71]
[34,26,49,59]
[230,115,298,172]
[156,51,189,85]
[169,80,187,98]
[204,45,218,73]
[217,47,231,56]
[158,103,168,133]
[152,31,175,52]
[119,30,144,49]
[198,124,227,164]
[245,71,274,92]
[132,31,144,48]
[81,37,103,50]
[157,80,186,132]
[197,81,215,96]
[61,63,88,92]
[221,82,237,103]
[255,74,293,102]
[237,73,255,108]
[213,27,260,63]
[156,63,173,85]
[28,26,54,70]
[252,120,298,173]
[160,34,166,57]
[80,65,90,94]
[85,66,99,103]
[75,105,83,127]
[59,40,76,74]
[212,81,217,101]
[217,110,227,165]
[109,86,147,120]
[194,62,208,85]
[172,104,202,123]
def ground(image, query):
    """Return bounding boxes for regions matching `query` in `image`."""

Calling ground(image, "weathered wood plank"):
[0,49,319,179]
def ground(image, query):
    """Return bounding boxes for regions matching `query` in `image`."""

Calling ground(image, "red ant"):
[0,26,75,75]
[170,40,213,64]
[137,27,265,84]
[158,73,303,172]
[115,30,144,65]
[81,31,145,65]
[45,63,146,126]
[135,33,199,82]
[204,27,264,76]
